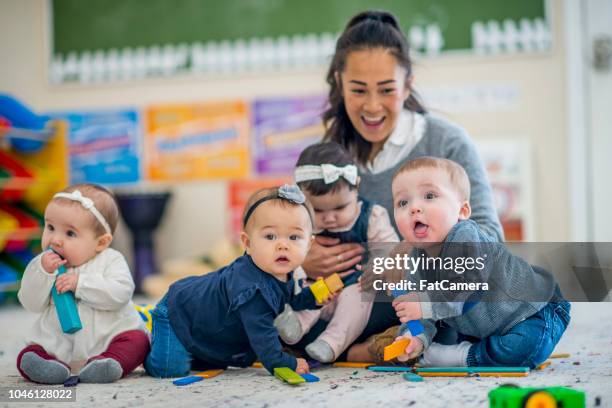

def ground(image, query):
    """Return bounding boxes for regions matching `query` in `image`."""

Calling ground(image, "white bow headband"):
[294,164,358,185]
[53,190,112,235]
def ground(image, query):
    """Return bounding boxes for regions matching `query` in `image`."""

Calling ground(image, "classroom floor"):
[1,302,611,408]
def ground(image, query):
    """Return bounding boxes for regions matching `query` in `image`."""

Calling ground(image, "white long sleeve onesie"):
[18,248,146,369]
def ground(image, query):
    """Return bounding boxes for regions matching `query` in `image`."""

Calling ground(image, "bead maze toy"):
[49,248,82,334]
[488,385,585,408]
[310,273,344,303]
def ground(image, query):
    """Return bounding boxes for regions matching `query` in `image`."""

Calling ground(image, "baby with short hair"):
[17,183,149,384]
[145,185,325,377]
[379,157,570,367]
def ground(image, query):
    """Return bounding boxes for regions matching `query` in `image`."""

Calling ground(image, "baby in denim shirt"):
[387,157,570,368]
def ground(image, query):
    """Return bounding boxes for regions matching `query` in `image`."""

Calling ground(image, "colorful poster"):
[49,109,141,185]
[227,178,290,243]
[145,101,250,181]
[252,95,326,176]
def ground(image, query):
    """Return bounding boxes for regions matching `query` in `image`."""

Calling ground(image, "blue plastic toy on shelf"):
[0,94,53,153]
[49,249,82,334]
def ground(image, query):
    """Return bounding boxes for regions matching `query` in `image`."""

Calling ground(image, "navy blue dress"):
[166,254,317,373]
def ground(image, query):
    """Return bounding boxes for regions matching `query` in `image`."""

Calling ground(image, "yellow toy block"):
[194,369,223,378]
[310,279,330,303]
[333,362,373,368]
[324,273,344,294]
[383,338,411,361]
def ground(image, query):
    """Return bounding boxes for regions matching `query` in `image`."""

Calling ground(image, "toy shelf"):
[0,119,69,304]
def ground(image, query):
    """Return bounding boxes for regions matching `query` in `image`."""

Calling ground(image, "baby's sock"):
[20,352,70,384]
[78,358,123,383]
[418,341,472,367]
[305,339,335,363]
[274,306,303,345]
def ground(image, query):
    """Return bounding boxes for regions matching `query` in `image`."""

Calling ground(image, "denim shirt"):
[166,255,317,373]
[403,220,560,347]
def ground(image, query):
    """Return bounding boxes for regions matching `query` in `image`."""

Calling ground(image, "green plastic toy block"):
[274,367,305,385]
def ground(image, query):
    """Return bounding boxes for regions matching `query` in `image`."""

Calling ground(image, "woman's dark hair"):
[322,10,426,166]
[296,142,358,196]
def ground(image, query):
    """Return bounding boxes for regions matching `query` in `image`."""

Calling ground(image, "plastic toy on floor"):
[172,369,224,386]
[274,367,305,385]
[488,385,585,408]
[134,304,154,332]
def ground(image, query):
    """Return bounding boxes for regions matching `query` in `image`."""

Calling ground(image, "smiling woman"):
[297,9,505,363]
[302,10,503,282]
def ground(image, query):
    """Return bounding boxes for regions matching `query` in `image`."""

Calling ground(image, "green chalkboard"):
[52,0,546,56]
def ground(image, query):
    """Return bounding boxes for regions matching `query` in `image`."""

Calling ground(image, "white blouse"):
[366,110,426,174]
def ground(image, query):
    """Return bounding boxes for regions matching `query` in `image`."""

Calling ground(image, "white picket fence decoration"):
[50,18,551,84]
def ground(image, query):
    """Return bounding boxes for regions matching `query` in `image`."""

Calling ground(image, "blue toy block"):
[49,249,82,334]
[300,373,320,382]
[403,372,424,382]
[391,288,424,336]
[173,376,204,386]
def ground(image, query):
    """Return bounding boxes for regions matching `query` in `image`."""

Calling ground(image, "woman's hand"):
[302,236,364,279]
[55,271,79,294]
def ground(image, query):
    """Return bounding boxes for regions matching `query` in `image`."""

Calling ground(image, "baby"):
[17,183,149,384]
[378,157,570,367]
[275,142,398,362]
[145,185,324,377]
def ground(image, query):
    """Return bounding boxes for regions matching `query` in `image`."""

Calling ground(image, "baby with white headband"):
[17,183,149,384]
[275,142,398,362]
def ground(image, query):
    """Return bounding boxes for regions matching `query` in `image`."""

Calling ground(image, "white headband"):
[294,164,358,186]
[54,190,112,235]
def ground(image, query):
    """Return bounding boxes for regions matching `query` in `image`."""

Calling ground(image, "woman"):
[298,10,503,360]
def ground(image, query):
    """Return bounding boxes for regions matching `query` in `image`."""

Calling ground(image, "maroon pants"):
[17,330,150,382]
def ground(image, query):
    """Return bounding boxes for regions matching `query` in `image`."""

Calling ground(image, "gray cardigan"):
[359,115,504,242]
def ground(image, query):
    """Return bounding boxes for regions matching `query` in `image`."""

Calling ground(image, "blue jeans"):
[466,301,571,368]
[144,295,193,378]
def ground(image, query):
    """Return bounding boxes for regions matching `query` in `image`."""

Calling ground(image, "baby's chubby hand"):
[41,251,67,274]
[295,358,310,374]
[392,293,422,322]
[55,271,79,294]
[395,333,424,362]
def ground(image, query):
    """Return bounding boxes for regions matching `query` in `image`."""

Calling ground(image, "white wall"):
[0,0,573,268]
